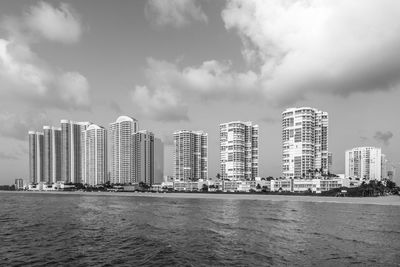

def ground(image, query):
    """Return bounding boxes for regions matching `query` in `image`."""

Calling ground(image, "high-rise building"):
[282,107,329,179]
[28,131,44,184]
[61,120,91,183]
[109,116,138,184]
[219,121,259,180]
[132,130,154,185]
[154,138,164,184]
[173,130,208,181]
[43,126,61,183]
[82,124,107,186]
[345,147,382,181]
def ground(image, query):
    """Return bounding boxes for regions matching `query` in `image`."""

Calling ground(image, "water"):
[1,192,400,266]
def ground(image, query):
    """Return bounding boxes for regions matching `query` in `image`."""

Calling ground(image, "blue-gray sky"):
[0,0,399,184]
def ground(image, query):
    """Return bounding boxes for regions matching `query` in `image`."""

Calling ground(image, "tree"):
[202,184,208,192]
[256,183,261,190]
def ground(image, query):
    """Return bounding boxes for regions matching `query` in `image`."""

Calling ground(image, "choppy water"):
[1,192,400,266]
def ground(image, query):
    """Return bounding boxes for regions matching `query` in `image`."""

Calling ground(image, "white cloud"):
[137,0,400,114]
[0,1,90,110]
[24,1,82,44]
[222,0,400,103]
[57,72,90,108]
[145,0,208,28]
[0,112,51,141]
[131,85,188,122]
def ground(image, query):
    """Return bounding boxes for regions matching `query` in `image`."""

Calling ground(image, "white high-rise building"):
[173,130,208,181]
[109,116,138,184]
[82,124,107,186]
[43,126,61,183]
[29,131,44,184]
[220,121,259,180]
[282,107,329,179]
[61,120,91,183]
[345,147,382,181]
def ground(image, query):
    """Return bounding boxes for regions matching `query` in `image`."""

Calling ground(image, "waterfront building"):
[132,130,156,185]
[219,121,259,180]
[15,178,24,190]
[82,124,107,186]
[282,107,329,179]
[345,147,382,181]
[109,116,138,184]
[154,138,164,184]
[61,120,91,183]
[43,126,61,183]
[173,130,208,181]
[28,131,44,184]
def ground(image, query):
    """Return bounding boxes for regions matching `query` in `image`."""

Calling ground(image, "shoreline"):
[2,190,400,206]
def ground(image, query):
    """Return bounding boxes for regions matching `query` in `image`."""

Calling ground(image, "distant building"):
[173,130,208,181]
[29,131,44,184]
[61,120,91,183]
[220,121,259,180]
[82,124,108,185]
[15,178,24,190]
[345,147,382,181]
[43,126,61,183]
[109,116,138,184]
[282,107,330,179]
[154,138,164,184]
[132,130,155,185]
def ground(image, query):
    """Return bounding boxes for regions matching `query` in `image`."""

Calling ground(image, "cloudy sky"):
[0,0,399,184]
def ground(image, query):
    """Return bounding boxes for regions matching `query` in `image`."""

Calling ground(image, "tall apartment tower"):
[173,130,208,181]
[61,120,91,183]
[28,131,44,184]
[220,121,259,180]
[282,107,329,179]
[345,147,382,181]
[154,138,164,184]
[109,116,138,184]
[82,124,107,186]
[132,130,154,185]
[43,126,61,183]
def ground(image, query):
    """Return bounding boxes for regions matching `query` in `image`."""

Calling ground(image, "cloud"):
[0,112,51,141]
[109,100,122,113]
[0,2,90,110]
[145,0,207,28]
[221,0,400,104]
[374,131,393,146]
[137,1,400,111]
[131,85,188,122]
[0,151,19,160]
[24,1,82,44]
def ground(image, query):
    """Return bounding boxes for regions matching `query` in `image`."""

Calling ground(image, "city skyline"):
[1,1,400,184]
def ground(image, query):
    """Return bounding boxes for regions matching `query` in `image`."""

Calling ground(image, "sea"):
[1,192,400,266]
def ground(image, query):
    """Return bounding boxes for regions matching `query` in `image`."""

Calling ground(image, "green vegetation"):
[321,180,399,197]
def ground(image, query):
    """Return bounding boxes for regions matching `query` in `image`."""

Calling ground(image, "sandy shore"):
[3,190,400,206]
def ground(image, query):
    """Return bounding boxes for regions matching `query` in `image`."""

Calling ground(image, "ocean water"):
[1,192,400,266]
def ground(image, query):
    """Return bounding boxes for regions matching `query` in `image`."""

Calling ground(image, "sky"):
[0,0,400,184]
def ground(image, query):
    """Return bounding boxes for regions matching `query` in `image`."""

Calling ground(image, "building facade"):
[132,130,154,185]
[61,120,91,183]
[29,131,44,184]
[82,124,108,186]
[282,107,329,179]
[220,121,259,180]
[154,138,164,184]
[109,116,138,184]
[43,126,61,183]
[173,130,208,181]
[345,147,382,181]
